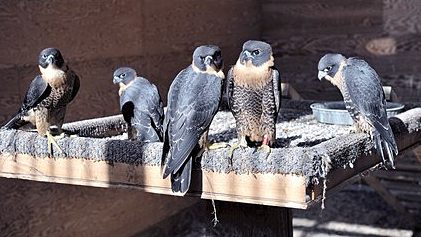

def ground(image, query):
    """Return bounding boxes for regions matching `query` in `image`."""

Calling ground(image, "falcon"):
[318,53,398,167]
[162,45,224,194]
[113,67,164,142]
[226,40,280,158]
[2,48,80,155]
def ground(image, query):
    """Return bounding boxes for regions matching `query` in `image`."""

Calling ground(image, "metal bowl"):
[310,101,405,125]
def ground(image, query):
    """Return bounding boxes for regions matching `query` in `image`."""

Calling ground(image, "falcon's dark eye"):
[42,54,48,59]
[120,73,126,78]
[324,66,333,72]
[252,50,260,56]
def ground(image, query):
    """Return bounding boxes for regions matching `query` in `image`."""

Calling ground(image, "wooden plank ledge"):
[0,153,307,209]
[0,106,420,209]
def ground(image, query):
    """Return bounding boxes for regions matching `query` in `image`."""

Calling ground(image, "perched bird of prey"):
[162,45,225,194]
[226,40,280,157]
[318,53,398,167]
[113,67,164,142]
[2,48,80,154]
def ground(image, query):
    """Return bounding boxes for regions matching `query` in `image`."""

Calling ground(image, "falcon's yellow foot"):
[228,136,248,159]
[194,142,229,161]
[46,131,64,155]
[349,124,362,134]
[258,144,271,160]
[207,142,229,150]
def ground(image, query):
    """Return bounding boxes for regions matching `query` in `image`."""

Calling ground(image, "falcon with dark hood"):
[226,40,280,157]
[113,67,164,142]
[162,45,224,195]
[2,47,80,154]
[317,53,398,167]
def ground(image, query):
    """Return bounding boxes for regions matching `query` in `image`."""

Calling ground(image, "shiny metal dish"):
[310,101,405,125]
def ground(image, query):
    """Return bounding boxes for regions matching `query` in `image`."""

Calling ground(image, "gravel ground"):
[293,183,414,237]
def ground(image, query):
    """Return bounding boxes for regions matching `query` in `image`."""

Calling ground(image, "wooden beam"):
[364,175,419,226]
[309,108,421,205]
[0,153,308,209]
[413,145,421,163]
[137,201,293,237]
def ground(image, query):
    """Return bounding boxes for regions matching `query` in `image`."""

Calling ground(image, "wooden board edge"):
[0,153,308,209]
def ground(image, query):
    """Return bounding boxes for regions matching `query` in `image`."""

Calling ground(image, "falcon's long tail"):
[2,112,28,130]
[170,158,192,195]
[373,122,398,168]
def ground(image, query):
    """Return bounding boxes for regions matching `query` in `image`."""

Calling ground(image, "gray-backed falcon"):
[161,45,225,195]
[226,40,280,158]
[2,48,80,155]
[318,53,398,167]
[113,67,164,142]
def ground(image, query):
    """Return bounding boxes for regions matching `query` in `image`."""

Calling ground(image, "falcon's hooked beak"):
[205,55,223,71]
[113,76,122,84]
[240,50,253,64]
[204,55,213,67]
[318,71,327,80]
[46,55,55,65]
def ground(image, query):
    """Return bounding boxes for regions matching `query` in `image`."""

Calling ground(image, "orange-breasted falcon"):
[113,67,164,142]
[226,40,280,157]
[162,45,225,194]
[318,53,398,167]
[2,48,80,154]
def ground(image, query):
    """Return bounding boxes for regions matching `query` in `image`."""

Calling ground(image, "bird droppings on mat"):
[0,102,377,183]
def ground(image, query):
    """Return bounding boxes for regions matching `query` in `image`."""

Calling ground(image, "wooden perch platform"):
[0,102,420,209]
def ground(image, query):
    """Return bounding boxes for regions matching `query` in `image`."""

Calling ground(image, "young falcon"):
[113,67,164,142]
[162,45,224,195]
[318,53,398,167]
[226,40,280,157]
[2,48,80,154]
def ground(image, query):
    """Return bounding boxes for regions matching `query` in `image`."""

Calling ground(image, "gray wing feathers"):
[2,75,50,129]
[226,67,234,110]
[344,59,398,166]
[271,68,281,113]
[162,67,222,193]
[120,78,163,142]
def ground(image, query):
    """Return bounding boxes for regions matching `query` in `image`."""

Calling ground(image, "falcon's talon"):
[228,136,248,159]
[207,142,229,150]
[46,131,63,154]
[258,144,271,160]
[54,132,66,139]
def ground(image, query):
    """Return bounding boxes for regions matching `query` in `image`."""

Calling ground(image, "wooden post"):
[137,200,293,237]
